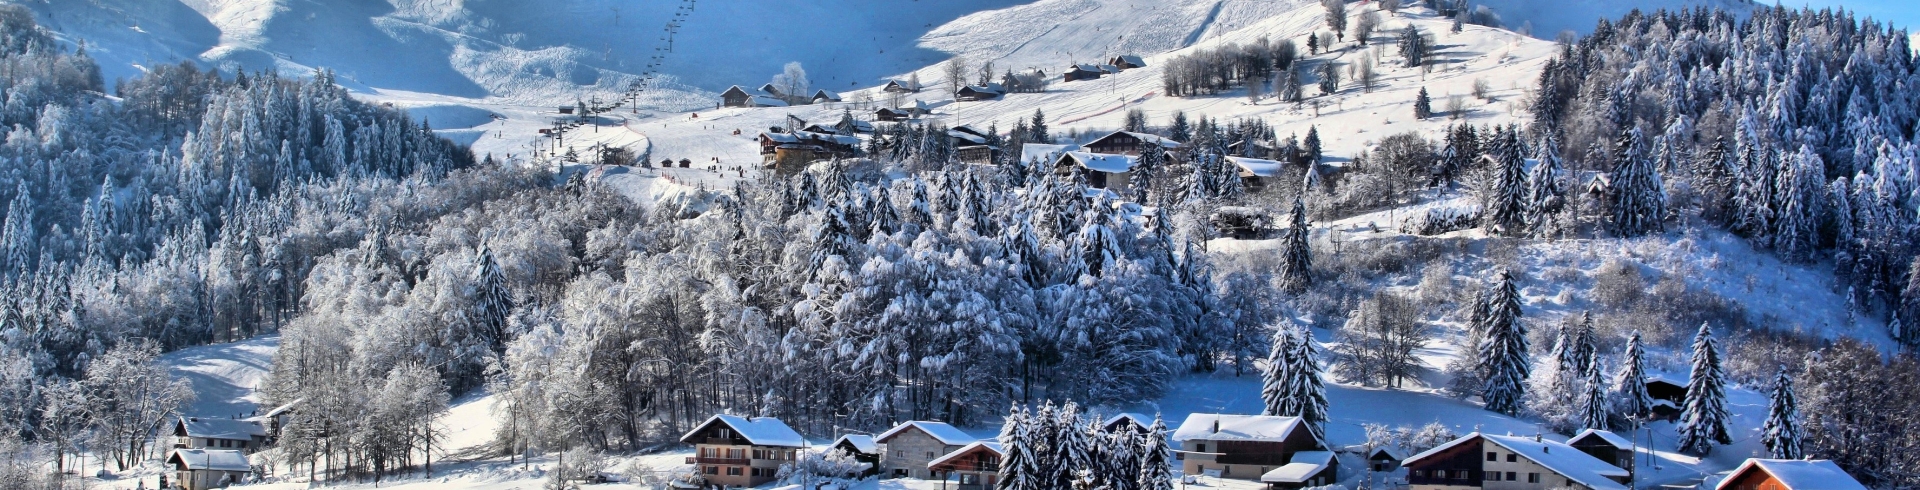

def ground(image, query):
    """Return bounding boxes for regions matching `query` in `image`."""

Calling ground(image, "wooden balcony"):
[688,456,751,465]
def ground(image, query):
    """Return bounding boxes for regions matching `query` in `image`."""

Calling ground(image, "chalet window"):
[1485,471,1498,481]
[1506,471,1517,481]
[1486,451,1498,461]
[1196,443,1207,453]
[927,451,935,458]
[1527,473,1540,483]
[1506,453,1517,462]
[718,428,733,439]
[726,466,742,476]
[960,474,981,485]
[705,466,718,475]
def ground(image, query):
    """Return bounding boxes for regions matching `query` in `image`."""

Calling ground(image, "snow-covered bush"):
[1399,205,1481,235]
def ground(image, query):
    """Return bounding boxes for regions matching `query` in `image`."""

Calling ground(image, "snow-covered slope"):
[158,334,279,418]
[1471,0,1754,38]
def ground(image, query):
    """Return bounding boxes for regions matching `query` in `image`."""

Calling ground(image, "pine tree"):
[1137,416,1173,490]
[1485,135,1528,235]
[472,245,513,354]
[1054,403,1092,489]
[1413,87,1433,119]
[1303,126,1323,163]
[1476,270,1529,415]
[1607,126,1665,237]
[1308,32,1320,55]
[1169,112,1190,143]
[1761,367,1802,460]
[1317,62,1340,95]
[998,405,1040,490]
[1572,312,1597,379]
[1774,145,1823,262]
[1611,331,1652,419]
[1030,109,1050,144]
[1677,323,1731,455]
[1278,199,1312,294]
[1580,357,1609,430]
[1283,324,1331,440]
[1261,327,1292,416]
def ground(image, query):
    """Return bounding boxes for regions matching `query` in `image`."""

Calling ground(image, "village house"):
[882,80,919,93]
[1053,151,1137,191]
[955,83,1006,101]
[1171,413,1326,481]
[832,434,882,478]
[1109,55,1148,70]
[720,86,754,108]
[876,421,977,479]
[949,125,999,165]
[1225,156,1285,189]
[1368,446,1404,472]
[166,448,251,490]
[1101,413,1154,434]
[1566,429,1634,474]
[928,441,1003,490]
[1083,130,1183,156]
[1021,143,1077,165]
[1064,64,1104,82]
[758,131,862,172]
[1401,432,1630,490]
[679,414,806,488]
[1715,458,1868,490]
[812,89,843,104]
[834,115,875,134]
[874,108,911,122]
[1260,450,1339,489]
[172,417,267,453]
[1645,376,1687,422]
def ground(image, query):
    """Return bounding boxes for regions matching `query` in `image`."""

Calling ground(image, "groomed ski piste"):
[43,0,1872,488]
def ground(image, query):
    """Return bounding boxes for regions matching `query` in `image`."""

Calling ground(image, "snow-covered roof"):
[722,85,749,96]
[750,95,789,107]
[763,132,800,143]
[1570,429,1632,451]
[813,89,842,101]
[1368,446,1403,460]
[263,399,303,418]
[1097,64,1120,73]
[679,415,806,448]
[1058,152,1137,174]
[1646,375,1686,387]
[1086,130,1182,150]
[792,131,862,146]
[949,130,988,145]
[1170,413,1304,443]
[1072,64,1102,72]
[834,434,879,454]
[1102,413,1153,430]
[1114,55,1146,66]
[1405,433,1629,490]
[928,441,1004,468]
[1021,143,1077,164]
[168,449,251,472]
[1260,451,1335,483]
[1717,459,1867,490]
[877,421,976,446]
[1225,156,1284,177]
[178,417,265,440]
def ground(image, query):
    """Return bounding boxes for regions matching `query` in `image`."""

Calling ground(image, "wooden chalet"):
[1171,414,1326,481]
[832,434,882,478]
[1367,446,1404,472]
[1101,413,1154,434]
[1054,151,1137,191]
[928,441,1003,490]
[1567,429,1634,475]
[167,449,251,490]
[1260,451,1339,489]
[1226,156,1285,189]
[1083,130,1183,156]
[1402,433,1629,490]
[1110,55,1148,70]
[882,80,918,93]
[955,83,1006,101]
[1715,459,1868,490]
[720,86,754,108]
[875,108,911,122]
[1646,376,1687,422]
[759,131,861,174]
[679,415,806,488]
[172,417,267,453]
[812,89,843,104]
[1064,64,1104,82]
[876,421,976,479]
[834,116,875,134]
[758,83,786,100]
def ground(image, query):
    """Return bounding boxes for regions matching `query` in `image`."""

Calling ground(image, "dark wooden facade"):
[1405,434,1487,487]
[1064,65,1103,82]
[1084,131,1173,156]
[929,443,1002,490]
[720,86,753,108]
[681,419,799,488]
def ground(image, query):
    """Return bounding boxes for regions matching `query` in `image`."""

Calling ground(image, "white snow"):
[1170,413,1307,443]
[158,334,279,418]
[679,414,807,448]
[876,421,978,447]
[1571,428,1634,450]
[166,448,251,472]
[1718,459,1869,490]
[836,434,880,454]
[1225,156,1284,177]
[175,416,265,440]
[1062,151,1137,173]
[1259,450,1334,483]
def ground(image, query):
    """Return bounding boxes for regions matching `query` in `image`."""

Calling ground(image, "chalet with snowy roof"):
[1715,458,1867,490]
[1084,130,1183,156]
[928,441,1004,490]
[875,107,911,122]
[1646,376,1687,422]
[1368,446,1404,472]
[760,131,862,174]
[167,448,251,490]
[882,80,918,93]
[1097,64,1122,74]
[955,83,1006,101]
[1172,414,1327,482]
[758,83,786,99]
[750,95,790,108]
[173,416,267,452]
[1261,450,1339,489]
[1402,432,1630,490]
[679,415,805,488]
[907,99,934,116]
[721,86,754,108]
[948,127,999,165]
[1021,143,1077,165]
[1054,151,1137,191]
[877,421,977,479]
[1567,429,1634,474]
[832,434,882,478]
[1110,55,1148,70]
[1065,64,1104,82]
[1226,156,1285,188]
[812,89,843,104]
[835,116,875,134]
[1101,413,1154,434]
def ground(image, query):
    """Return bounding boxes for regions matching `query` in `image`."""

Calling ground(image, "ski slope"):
[157,334,279,419]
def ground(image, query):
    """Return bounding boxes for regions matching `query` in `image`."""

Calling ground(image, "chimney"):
[1211,419,1220,434]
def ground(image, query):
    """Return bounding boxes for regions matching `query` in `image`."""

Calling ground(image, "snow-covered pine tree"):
[1761,367,1803,460]
[1572,312,1597,379]
[1531,322,1581,430]
[1413,87,1433,119]
[998,405,1039,490]
[1138,416,1174,490]
[1476,270,1529,415]
[1262,326,1293,416]
[1303,126,1323,163]
[1607,126,1665,237]
[1677,323,1731,455]
[1282,324,1331,440]
[472,245,513,355]
[1610,331,1653,420]
[1279,198,1312,294]
[1030,109,1050,144]
[1580,357,1609,430]
[1773,145,1823,262]
[1169,111,1191,143]
[1485,132,1529,235]
[1054,402,1092,489]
